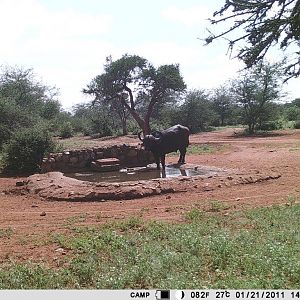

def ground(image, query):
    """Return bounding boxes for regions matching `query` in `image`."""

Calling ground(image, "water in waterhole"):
[65,165,208,183]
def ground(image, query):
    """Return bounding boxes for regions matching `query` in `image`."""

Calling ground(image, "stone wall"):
[41,144,154,173]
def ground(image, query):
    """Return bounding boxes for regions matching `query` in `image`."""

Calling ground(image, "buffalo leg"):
[161,154,166,169]
[155,156,160,170]
[178,148,186,164]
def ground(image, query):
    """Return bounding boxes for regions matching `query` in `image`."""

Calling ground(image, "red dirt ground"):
[0,128,299,263]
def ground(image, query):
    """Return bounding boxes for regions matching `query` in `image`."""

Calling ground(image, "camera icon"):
[155,290,170,300]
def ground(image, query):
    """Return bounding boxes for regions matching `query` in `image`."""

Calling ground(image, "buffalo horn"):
[138,131,144,141]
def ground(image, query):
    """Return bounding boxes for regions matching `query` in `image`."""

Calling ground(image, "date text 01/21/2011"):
[190,290,300,299]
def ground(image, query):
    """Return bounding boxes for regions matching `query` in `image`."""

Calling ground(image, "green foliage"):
[185,208,204,221]
[177,89,217,133]
[1,204,300,288]
[0,227,13,239]
[294,120,300,129]
[0,97,35,146]
[231,61,284,133]
[211,85,236,126]
[126,120,141,135]
[284,105,300,121]
[40,99,61,120]
[258,120,284,131]
[71,103,118,137]
[206,0,300,80]
[2,126,56,174]
[293,98,300,108]
[0,66,62,150]
[84,54,186,134]
[0,66,59,117]
[89,115,113,137]
[59,122,74,139]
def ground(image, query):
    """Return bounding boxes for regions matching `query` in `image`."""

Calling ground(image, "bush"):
[0,97,36,146]
[90,118,113,137]
[0,124,12,147]
[294,120,300,129]
[258,120,284,131]
[126,120,140,135]
[2,127,56,174]
[59,122,74,139]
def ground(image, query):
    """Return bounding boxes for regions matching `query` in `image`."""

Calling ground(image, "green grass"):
[0,227,13,239]
[1,204,300,289]
[0,152,5,172]
[54,134,100,151]
[168,144,227,157]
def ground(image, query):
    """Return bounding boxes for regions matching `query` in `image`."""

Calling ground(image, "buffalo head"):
[138,131,161,151]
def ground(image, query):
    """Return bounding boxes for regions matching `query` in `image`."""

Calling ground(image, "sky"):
[1,0,299,110]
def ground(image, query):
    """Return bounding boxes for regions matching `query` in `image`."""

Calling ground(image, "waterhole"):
[65,164,210,183]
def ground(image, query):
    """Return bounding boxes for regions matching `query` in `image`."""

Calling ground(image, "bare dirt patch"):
[0,128,300,262]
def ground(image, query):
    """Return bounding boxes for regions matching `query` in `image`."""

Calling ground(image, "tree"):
[0,66,59,114]
[0,97,33,146]
[72,103,116,136]
[106,96,130,135]
[292,98,300,107]
[83,54,186,135]
[40,99,61,120]
[231,61,284,133]
[211,85,234,126]
[206,0,300,80]
[0,66,61,145]
[178,90,216,133]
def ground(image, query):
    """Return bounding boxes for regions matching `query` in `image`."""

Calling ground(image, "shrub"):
[90,118,113,137]
[2,127,56,174]
[258,120,284,131]
[127,120,140,135]
[0,124,12,147]
[294,120,300,129]
[59,122,74,139]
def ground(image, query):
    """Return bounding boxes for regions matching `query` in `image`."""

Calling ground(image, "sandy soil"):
[0,128,299,263]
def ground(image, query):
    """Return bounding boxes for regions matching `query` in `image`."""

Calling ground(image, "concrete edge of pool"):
[19,165,282,201]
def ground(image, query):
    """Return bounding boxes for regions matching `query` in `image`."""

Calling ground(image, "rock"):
[70,157,78,164]
[55,248,67,255]
[96,151,104,159]
[16,181,25,187]
[31,204,39,208]
[203,184,214,191]
[94,158,120,165]
[40,211,46,216]
[178,177,191,181]
[91,158,121,172]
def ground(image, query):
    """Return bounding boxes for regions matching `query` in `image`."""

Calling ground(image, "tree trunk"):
[143,120,151,135]
[221,115,225,126]
[248,122,255,134]
[121,118,128,135]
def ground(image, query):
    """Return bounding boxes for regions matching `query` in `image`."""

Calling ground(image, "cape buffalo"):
[138,124,190,169]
